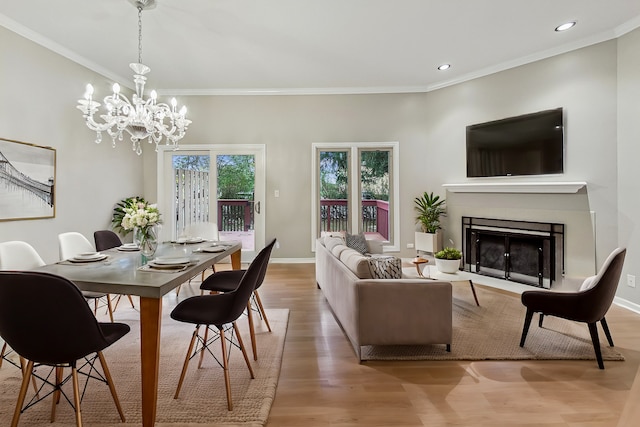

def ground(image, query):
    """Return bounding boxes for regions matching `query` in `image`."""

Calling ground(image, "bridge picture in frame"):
[0,137,55,221]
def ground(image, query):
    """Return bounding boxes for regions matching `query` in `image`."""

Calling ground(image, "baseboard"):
[614,296,640,315]
[271,257,315,264]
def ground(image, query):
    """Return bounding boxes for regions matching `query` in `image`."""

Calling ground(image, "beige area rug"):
[0,306,289,427]
[361,284,625,362]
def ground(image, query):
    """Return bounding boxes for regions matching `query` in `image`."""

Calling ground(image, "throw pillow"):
[346,232,368,254]
[579,275,598,291]
[367,256,402,279]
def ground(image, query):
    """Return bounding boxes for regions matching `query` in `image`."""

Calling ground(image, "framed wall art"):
[0,137,56,221]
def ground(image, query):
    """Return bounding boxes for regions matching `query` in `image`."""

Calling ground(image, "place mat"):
[59,255,110,265]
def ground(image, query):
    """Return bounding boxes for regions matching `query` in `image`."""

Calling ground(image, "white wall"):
[617,27,640,303]
[0,26,144,263]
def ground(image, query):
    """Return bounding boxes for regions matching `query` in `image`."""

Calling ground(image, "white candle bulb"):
[85,84,94,99]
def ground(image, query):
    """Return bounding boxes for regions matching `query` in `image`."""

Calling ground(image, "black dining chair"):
[94,230,123,252]
[0,271,130,426]
[199,238,277,361]
[170,239,274,410]
[94,230,136,310]
[519,247,626,369]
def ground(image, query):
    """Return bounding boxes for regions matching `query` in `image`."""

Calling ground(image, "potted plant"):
[414,191,445,253]
[434,247,462,273]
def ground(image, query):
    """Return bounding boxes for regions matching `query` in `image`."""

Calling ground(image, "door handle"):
[255,201,260,214]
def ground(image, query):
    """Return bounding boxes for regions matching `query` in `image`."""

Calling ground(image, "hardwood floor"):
[246,263,640,427]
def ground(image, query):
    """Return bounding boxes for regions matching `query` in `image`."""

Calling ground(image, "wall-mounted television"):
[466,108,564,178]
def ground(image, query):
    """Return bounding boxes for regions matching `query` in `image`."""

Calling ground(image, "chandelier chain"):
[137,6,143,64]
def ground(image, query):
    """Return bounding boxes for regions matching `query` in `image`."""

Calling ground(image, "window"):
[312,142,399,251]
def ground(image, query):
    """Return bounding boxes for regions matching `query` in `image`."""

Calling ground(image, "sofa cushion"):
[325,236,346,252]
[321,231,346,240]
[367,256,403,279]
[339,248,373,279]
[331,244,349,259]
[346,232,368,254]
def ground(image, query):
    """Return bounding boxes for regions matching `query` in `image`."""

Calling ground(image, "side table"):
[411,256,429,277]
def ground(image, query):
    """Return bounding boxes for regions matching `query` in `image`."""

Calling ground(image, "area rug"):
[361,284,625,362]
[0,306,289,427]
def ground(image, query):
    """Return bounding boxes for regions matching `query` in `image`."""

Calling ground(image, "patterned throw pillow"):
[346,232,368,254]
[367,256,403,279]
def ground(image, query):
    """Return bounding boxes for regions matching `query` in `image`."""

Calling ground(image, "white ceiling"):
[1,0,640,96]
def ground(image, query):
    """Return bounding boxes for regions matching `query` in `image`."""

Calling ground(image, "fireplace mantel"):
[442,181,586,194]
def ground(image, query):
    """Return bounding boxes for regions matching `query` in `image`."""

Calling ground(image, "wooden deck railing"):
[320,199,389,240]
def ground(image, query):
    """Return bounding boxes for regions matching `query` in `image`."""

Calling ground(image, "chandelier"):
[77,0,190,155]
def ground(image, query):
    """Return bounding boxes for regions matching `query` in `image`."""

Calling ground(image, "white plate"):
[201,246,225,253]
[121,243,138,249]
[73,252,102,260]
[147,261,188,270]
[153,257,191,265]
[174,237,205,244]
[69,254,108,263]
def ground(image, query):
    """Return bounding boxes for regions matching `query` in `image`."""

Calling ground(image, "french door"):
[157,144,265,261]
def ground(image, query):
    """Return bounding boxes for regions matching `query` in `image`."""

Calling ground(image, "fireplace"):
[462,217,564,288]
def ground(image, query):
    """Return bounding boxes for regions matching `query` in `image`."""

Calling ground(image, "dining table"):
[36,240,242,427]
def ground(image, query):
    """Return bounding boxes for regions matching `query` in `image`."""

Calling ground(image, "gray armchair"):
[519,247,626,369]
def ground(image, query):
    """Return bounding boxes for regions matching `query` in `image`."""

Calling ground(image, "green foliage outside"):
[217,155,255,200]
[172,155,255,200]
[319,150,389,200]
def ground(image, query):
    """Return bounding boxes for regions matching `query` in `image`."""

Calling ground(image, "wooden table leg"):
[468,280,480,306]
[140,297,162,427]
[231,249,241,270]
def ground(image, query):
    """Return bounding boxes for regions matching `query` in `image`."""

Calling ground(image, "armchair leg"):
[520,308,534,347]
[601,317,614,347]
[587,322,605,369]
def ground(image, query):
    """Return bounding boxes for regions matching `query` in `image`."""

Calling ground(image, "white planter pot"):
[414,231,443,254]
[435,258,461,274]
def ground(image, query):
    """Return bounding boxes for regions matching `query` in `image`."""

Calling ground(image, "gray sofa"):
[315,237,453,361]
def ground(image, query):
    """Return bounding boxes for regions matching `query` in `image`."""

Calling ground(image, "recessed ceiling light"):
[555,21,576,32]
[438,64,451,71]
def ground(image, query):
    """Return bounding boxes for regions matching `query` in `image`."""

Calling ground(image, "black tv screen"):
[466,108,564,178]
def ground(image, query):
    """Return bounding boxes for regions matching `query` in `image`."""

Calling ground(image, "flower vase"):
[135,225,158,260]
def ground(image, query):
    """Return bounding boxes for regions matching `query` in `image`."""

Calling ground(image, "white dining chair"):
[58,231,96,260]
[0,240,46,270]
[57,232,115,321]
[177,222,222,296]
